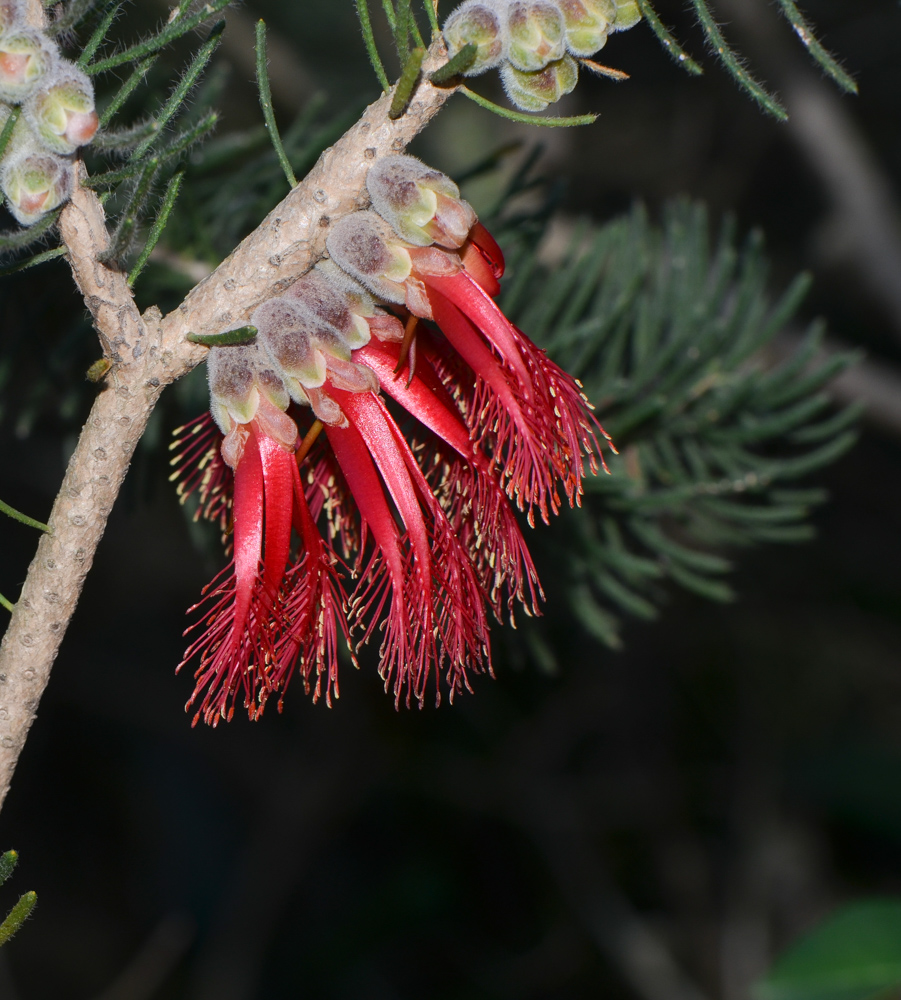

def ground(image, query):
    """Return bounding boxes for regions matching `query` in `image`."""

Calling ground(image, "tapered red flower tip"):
[24,62,98,155]
[367,154,477,249]
[557,0,614,56]
[326,210,413,303]
[501,54,578,111]
[611,0,641,31]
[443,0,508,75]
[0,29,55,102]
[505,0,566,73]
[0,146,71,225]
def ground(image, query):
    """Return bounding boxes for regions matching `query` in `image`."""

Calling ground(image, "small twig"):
[128,169,185,286]
[186,326,258,347]
[356,0,390,92]
[255,19,297,188]
[690,0,787,121]
[773,0,857,95]
[0,892,36,947]
[429,42,476,84]
[85,0,230,74]
[579,59,630,82]
[460,85,597,127]
[635,0,702,76]
[0,500,50,534]
[424,0,439,36]
[389,46,426,118]
[76,0,123,68]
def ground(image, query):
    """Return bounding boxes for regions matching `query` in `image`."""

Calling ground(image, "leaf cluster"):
[499,200,858,650]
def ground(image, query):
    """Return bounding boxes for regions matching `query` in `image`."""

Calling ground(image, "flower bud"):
[557,0,615,57]
[0,29,55,102]
[611,0,641,31]
[24,61,98,155]
[0,0,24,33]
[315,260,406,343]
[207,340,291,429]
[367,154,477,249]
[326,210,414,305]
[252,298,329,396]
[0,144,71,225]
[505,1,566,73]
[443,1,507,76]
[500,54,578,111]
[284,269,371,350]
[314,259,376,313]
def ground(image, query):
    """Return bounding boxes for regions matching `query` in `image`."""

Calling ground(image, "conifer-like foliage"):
[498,202,857,648]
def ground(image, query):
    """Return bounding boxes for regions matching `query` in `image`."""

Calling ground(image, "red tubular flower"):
[174,155,612,724]
[326,208,610,525]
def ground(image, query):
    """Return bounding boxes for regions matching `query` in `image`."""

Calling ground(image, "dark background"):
[1,1,901,997]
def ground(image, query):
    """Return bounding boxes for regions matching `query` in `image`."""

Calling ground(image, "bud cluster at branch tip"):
[0,3,98,226]
[441,0,640,110]
[175,153,610,726]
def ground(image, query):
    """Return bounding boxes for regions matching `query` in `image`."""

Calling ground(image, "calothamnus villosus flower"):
[0,0,98,225]
[443,0,641,110]
[171,154,612,727]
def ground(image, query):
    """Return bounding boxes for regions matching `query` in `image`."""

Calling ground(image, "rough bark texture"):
[0,30,453,810]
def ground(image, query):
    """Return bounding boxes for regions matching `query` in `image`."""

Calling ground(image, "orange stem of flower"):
[395,315,419,386]
[296,420,324,466]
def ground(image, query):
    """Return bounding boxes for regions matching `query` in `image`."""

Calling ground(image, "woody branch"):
[0,6,452,811]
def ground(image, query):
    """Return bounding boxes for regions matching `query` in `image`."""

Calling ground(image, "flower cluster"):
[0,0,98,225]
[443,0,641,110]
[172,154,610,727]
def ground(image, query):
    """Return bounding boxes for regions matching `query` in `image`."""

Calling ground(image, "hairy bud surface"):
[443,0,508,75]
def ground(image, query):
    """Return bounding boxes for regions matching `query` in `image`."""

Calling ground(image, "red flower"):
[172,156,611,725]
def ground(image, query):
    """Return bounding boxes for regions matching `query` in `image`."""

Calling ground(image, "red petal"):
[468,221,505,279]
[255,429,296,600]
[422,273,532,391]
[354,341,473,457]
[460,240,501,297]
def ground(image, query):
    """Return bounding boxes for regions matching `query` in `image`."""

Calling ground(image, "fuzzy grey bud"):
[24,60,98,155]
[367,154,477,249]
[284,270,371,350]
[557,0,615,56]
[505,1,566,72]
[252,298,329,394]
[0,143,71,225]
[500,54,578,111]
[0,28,55,103]
[443,1,507,76]
[326,210,413,304]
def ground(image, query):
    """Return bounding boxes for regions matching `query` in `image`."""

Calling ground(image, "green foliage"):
[498,201,857,648]
[754,900,901,1000]
[255,19,297,189]
[0,497,50,533]
[0,851,36,947]
[0,498,51,611]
